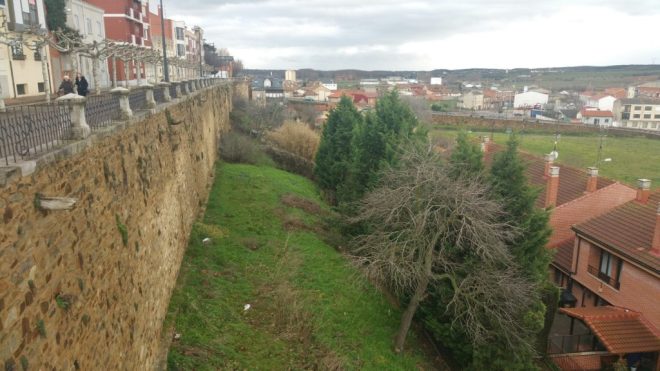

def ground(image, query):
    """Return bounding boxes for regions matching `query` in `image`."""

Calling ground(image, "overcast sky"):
[158,0,660,70]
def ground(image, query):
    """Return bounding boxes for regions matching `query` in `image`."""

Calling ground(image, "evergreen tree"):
[338,90,420,204]
[449,131,484,178]
[490,134,552,282]
[314,96,362,200]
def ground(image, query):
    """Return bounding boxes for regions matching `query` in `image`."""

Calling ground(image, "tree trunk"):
[92,57,101,95]
[40,45,51,102]
[111,56,117,88]
[71,52,79,94]
[124,59,130,88]
[394,275,429,353]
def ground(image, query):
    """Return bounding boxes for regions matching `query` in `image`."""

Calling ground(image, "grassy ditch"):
[164,163,433,370]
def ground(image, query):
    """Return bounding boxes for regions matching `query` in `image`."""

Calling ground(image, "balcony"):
[126,7,144,23]
[587,265,620,290]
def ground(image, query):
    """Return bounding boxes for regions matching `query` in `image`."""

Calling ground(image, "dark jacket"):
[58,80,74,95]
[75,77,89,96]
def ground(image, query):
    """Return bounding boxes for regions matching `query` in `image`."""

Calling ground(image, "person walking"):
[57,75,74,95]
[75,74,89,96]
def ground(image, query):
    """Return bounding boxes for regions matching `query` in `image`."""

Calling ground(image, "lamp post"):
[160,0,169,82]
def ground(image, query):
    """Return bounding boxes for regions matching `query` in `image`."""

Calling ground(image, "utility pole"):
[160,0,169,82]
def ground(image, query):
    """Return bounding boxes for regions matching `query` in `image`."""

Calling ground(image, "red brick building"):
[86,0,152,84]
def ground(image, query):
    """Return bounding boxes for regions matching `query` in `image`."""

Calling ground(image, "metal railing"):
[85,93,120,129]
[128,88,147,110]
[153,87,165,103]
[587,266,620,289]
[548,334,605,354]
[0,103,72,165]
[0,78,222,165]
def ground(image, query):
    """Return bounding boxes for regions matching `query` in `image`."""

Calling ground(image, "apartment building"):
[86,0,151,85]
[148,4,174,82]
[613,98,660,131]
[0,0,49,100]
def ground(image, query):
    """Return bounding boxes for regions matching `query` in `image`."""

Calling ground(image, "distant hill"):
[242,65,660,91]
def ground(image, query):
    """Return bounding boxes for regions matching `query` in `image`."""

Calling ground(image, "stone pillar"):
[111,87,133,120]
[175,82,183,98]
[56,93,90,139]
[143,84,157,109]
[160,82,172,102]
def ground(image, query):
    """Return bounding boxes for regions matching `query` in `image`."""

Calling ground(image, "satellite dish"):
[550,150,559,160]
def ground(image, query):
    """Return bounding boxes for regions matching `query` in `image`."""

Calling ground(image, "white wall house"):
[460,91,484,110]
[576,109,613,126]
[430,77,442,85]
[580,94,617,112]
[514,91,549,108]
[53,0,109,90]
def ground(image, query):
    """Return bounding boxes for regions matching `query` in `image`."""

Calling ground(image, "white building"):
[285,70,296,81]
[460,91,484,110]
[52,0,109,90]
[321,81,337,91]
[430,77,442,85]
[513,91,549,108]
[579,93,617,112]
[576,108,614,126]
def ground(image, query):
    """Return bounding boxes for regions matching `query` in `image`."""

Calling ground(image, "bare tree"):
[401,96,432,125]
[350,144,538,353]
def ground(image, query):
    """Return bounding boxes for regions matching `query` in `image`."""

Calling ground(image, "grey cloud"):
[161,0,660,69]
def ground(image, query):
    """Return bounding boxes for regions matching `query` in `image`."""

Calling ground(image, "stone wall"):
[432,114,660,138]
[0,84,233,370]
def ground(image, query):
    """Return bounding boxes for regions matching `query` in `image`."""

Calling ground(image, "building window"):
[604,119,609,123]
[588,249,622,289]
[634,105,642,110]
[34,49,41,61]
[97,21,102,36]
[642,122,649,129]
[176,44,185,57]
[594,118,600,125]
[143,28,148,40]
[11,41,25,60]
[86,19,92,34]
[644,114,652,119]
[74,15,80,30]
[655,115,660,119]
[645,106,652,110]
[16,84,26,95]
[633,114,640,118]
[175,27,184,40]
[37,82,44,93]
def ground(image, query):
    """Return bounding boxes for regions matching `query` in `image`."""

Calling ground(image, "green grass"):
[165,163,431,370]
[431,127,660,188]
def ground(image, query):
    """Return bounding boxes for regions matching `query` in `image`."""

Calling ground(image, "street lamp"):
[160,0,169,82]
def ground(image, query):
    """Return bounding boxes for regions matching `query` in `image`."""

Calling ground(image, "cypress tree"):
[449,131,484,178]
[314,96,362,200]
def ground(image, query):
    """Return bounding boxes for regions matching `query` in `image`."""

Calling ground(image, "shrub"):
[220,132,269,165]
[267,121,320,162]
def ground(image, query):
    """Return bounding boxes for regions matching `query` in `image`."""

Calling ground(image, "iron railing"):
[587,266,620,289]
[548,334,605,354]
[0,102,72,165]
[153,87,165,103]
[169,84,177,99]
[86,93,120,129]
[128,88,147,110]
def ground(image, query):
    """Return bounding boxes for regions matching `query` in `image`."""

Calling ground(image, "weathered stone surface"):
[0,83,237,369]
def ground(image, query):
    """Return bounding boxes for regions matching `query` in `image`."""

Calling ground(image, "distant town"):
[245,67,660,132]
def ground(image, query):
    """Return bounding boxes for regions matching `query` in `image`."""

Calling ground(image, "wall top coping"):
[111,87,130,94]
[56,93,86,102]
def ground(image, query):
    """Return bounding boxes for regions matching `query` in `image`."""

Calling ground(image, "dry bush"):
[219,132,264,164]
[267,121,320,162]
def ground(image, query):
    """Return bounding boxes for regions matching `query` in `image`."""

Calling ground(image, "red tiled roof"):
[559,306,660,354]
[580,109,613,118]
[548,182,637,247]
[484,146,616,208]
[553,238,575,272]
[573,192,660,273]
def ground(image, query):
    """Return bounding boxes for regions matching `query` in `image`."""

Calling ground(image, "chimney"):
[636,179,651,203]
[586,167,598,193]
[545,166,560,208]
[544,154,554,178]
[652,203,660,256]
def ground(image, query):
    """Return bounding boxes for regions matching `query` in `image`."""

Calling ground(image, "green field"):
[164,163,433,370]
[430,127,660,188]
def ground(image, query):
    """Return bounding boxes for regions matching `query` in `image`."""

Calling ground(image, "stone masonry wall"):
[0,84,233,370]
